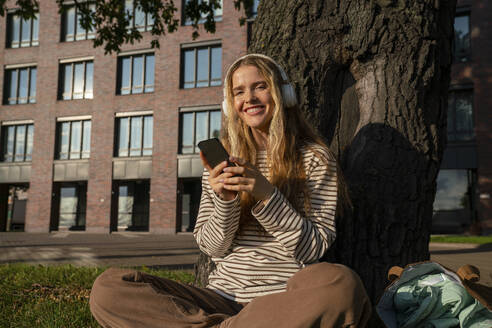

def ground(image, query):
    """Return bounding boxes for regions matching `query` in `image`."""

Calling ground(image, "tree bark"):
[195,0,456,315]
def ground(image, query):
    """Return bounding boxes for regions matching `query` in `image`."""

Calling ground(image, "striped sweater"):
[193,144,338,303]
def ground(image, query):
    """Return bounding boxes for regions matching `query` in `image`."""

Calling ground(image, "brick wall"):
[0,1,247,233]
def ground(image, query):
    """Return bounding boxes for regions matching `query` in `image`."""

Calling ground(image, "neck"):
[251,128,269,151]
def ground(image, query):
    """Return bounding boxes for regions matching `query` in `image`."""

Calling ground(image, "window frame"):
[180,43,222,89]
[6,11,39,48]
[178,108,221,154]
[1,123,34,162]
[60,3,96,42]
[124,0,154,32]
[453,8,471,63]
[58,59,94,100]
[248,0,260,18]
[3,65,37,105]
[447,88,474,142]
[55,118,92,160]
[182,0,223,26]
[116,52,155,95]
[114,114,153,157]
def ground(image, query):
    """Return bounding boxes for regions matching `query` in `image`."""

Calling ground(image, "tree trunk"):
[195,0,456,313]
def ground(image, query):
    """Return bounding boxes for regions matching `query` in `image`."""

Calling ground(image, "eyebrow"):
[232,81,267,91]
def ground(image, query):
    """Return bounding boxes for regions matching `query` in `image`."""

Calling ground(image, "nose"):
[245,89,257,103]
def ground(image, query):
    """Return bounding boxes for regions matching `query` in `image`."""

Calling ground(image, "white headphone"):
[222,54,298,117]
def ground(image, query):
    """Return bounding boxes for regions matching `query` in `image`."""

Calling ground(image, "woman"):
[90,54,371,328]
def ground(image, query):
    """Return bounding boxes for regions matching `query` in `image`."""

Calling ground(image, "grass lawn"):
[430,235,492,244]
[0,264,194,328]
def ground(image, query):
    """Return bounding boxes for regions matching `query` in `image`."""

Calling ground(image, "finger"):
[210,180,226,191]
[214,172,234,182]
[223,184,252,192]
[211,171,235,186]
[211,161,229,178]
[223,166,246,176]
[223,177,252,185]
[199,151,213,172]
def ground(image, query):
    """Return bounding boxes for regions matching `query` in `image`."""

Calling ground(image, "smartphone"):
[197,138,233,169]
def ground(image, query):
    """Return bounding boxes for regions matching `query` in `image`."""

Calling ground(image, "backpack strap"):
[456,264,492,311]
[457,264,480,282]
[388,266,404,282]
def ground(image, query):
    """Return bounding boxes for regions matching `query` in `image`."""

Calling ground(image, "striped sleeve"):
[193,170,241,257]
[252,147,337,265]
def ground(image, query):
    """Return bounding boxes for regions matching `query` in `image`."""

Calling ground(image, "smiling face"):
[231,65,275,133]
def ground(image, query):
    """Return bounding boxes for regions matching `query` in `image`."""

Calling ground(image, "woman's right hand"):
[200,152,238,201]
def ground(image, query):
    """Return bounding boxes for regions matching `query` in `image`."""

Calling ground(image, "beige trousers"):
[89,262,372,328]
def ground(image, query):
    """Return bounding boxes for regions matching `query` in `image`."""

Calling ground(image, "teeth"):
[246,107,262,114]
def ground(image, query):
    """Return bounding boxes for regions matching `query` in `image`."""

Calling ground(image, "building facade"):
[1,1,490,235]
[432,0,492,234]
[0,1,251,233]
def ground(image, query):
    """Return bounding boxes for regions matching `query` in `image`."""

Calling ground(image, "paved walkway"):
[1,232,491,286]
[0,232,199,270]
[429,242,492,286]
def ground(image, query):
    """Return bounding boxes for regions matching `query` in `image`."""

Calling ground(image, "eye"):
[233,90,244,97]
[256,84,267,90]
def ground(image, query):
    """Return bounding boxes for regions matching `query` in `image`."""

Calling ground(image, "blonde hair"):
[221,54,348,228]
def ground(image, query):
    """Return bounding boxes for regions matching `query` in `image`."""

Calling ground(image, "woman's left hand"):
[221,156,275,202]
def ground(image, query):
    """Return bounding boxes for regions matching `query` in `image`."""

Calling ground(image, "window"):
[1,123,34,162]
[246,1,260,47]
[453,12,470,62]
[55,120,91,160]
[6,12,39,48]
[59,60,93,100]
[249,0,260,18]
[56,182,87,230]
[182,0,223,25]
[3,66,37,105]
[179,109,221,154]
[115,180,150,231]
[7,185,29,231]
[117,53,155,95]
[432,169,477,233]
[181,45,221,88]
[448,90,474,141]
[434,170,475,212]
[125,0,154,32]
[115,115,153,157]
[61,3,96,42]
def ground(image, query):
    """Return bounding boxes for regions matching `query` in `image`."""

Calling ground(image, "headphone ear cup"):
[281,83,298,108]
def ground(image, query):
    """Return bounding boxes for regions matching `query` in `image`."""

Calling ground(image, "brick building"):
[0,1,490,235]
[432,0,492,234]
[0,1,254,233]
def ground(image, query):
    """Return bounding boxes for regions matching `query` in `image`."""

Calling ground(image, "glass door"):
[114,180,150,231]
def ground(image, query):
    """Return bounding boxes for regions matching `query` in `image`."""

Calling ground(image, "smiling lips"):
[244,105,265,115]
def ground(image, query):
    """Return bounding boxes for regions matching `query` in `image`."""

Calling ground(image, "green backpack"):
[376,261,492,328]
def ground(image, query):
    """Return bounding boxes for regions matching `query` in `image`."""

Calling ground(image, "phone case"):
[197,138,231,168]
